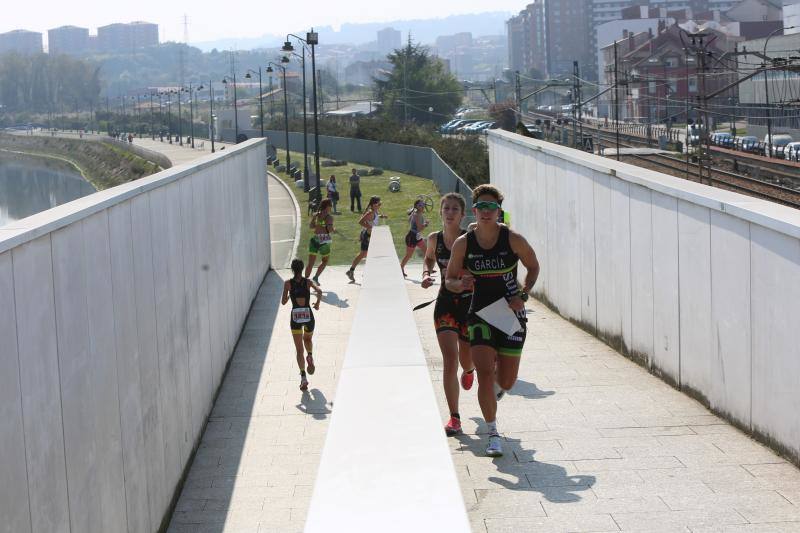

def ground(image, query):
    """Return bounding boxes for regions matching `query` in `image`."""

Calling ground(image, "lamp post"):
[281,49,309,190]
[209,79,216,153]
[267,62,290,170]
[245,68,265,139]
[149,92,155,139]
[178,87,184,146]
[222,74,239,143]
[763,26,795,157]
[283,30,320,197]
[167,90,174,144]
[189,83,198,148]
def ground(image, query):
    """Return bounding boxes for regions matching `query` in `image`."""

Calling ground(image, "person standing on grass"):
[346,196,387,282]
[305,199,335,285]
[349,168,362,212]
[400,198,429,278]
[446,184,540,457]
[326,175,340,214]
[282,259,322,391]
[421,193,476,437]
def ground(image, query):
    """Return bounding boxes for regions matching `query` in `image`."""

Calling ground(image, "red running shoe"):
[444,417,463,436]
[461,369,475,390]
[306,355,315,375]
[300,375,309,391]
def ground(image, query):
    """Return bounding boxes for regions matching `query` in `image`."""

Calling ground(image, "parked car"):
[763,134,793,158]
[443,120,471,134]
[439,119,460,133]
[784,141,800,161]
[737,136,759,153]
[711,132,734,148]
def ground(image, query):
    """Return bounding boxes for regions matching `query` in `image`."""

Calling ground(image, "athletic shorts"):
[308,235,331,257]
[360,229,371,252]
[290,307,315,335]
[433,292,471,341]
[405,230,423,248]
[467,315,526,357]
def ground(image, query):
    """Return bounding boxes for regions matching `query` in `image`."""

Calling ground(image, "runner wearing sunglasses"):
[421,193,475,436]
[445,184,540,457]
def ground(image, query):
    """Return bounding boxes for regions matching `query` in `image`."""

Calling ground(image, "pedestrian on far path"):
[446,184,540,458]
[326,175,340,214]
[282,259,322,391]
[349,168,362,212]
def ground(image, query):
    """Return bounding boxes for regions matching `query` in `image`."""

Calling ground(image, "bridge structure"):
[1,132,799,533]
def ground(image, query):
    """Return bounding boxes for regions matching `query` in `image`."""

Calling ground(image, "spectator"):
[349,168,362,212]
[327,175,340,214]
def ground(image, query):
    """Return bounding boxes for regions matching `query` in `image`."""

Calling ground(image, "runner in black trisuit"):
[421,193,476,436]
[282,259,322,391]
[445,184,540,457]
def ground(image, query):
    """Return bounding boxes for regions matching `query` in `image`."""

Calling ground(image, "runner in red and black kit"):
[446,184,540,457]
[422,193,475,436]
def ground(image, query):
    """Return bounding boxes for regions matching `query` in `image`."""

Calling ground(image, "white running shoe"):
[486,434,503,457]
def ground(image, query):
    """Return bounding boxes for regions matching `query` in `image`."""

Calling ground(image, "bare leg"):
[472,346,498,424]
[303,331,313,355]
[315,257,329,278]
[349,251,367,272]
[496,354,522,391]
[292,333,305,372]
[400,246,414,274]
[458,338,474,373]
[305,254,317,278]
[437,331,461,415]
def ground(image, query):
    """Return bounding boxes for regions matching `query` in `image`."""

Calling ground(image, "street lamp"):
[763,26,795,157]
[209,79,216,153]
[283,29,321,199]
[149,92,156,139]
[281,49,309,190]
[188,83,199,148]
[244,68,265,139]
[266,62,291,171]
[222,75,239,143]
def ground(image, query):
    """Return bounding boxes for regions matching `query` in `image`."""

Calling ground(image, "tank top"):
[463,226,524,318]
[289,277,311,308]
[409,210,421,234]
[436,230,471,299]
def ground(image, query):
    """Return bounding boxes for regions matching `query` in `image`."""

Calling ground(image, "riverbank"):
[0,132,163,190]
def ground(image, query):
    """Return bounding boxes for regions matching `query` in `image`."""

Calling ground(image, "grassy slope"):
[272,151,443,266]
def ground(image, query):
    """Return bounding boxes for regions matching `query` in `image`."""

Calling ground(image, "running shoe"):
[485,434,503,457]
[312,275,320,285]
[346,269,355,282]
[300,375,309,391]
[444,417,462,436]
[494,381,506,401]
[461,369,475,390]
[306,355,315,375]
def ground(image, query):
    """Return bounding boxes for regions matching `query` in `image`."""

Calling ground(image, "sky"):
[5,0,522,45]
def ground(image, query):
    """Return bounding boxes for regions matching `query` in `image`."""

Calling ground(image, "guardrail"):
[0,139,270,532]
[305,226,470,533]
[489,128,800,465]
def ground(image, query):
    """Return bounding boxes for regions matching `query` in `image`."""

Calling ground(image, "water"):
[0,155,96,228]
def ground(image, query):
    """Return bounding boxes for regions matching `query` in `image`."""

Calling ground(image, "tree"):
[374,40,462,124]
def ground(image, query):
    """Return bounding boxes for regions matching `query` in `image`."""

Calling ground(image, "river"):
[0,154,96,228]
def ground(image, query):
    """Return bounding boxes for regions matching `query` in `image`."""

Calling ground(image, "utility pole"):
[572,61,579,148]
[515,71,522,119]
[613,40,620,161]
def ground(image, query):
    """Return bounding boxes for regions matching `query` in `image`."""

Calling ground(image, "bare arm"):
[358,209,372,229]
[309,279,322,310]
[421,232,438,289]
[445,235,473,293]
[281,280,290,305]
[509,230,540,294]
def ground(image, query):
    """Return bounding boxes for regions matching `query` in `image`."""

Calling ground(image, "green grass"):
[272,151,442,266]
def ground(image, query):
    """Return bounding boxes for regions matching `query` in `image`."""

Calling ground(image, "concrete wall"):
[0,139,270,533]
[488,129,800,463]
[305,227,469,533]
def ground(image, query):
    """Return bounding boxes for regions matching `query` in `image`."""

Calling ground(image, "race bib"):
[317,233,332,245]
[291,307,312,323]
[416,232,423,241]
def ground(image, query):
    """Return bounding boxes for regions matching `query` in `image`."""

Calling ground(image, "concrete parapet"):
[489,129,800,464]
[0,139,270,532]
[305,226,469,532]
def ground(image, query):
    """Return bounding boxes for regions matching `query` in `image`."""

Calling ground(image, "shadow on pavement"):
[296,388,332,420]
[321,290,350,308]
[509,378,555,399]
[456,429,596,503]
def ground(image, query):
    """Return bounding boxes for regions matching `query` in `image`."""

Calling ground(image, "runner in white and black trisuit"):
[282,259,322,391]
[445,184,540,457]
[421,193,476,436]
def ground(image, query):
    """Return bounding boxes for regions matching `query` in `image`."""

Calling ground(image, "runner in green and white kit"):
[446,184,540,457]
[305,199,335,284]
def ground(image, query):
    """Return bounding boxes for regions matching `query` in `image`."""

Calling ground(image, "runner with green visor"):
[446,184,540,458]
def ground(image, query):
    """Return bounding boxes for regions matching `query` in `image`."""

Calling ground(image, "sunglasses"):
[473,201,501,211]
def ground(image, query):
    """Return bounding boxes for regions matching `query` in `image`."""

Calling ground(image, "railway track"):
[588,131,800,209]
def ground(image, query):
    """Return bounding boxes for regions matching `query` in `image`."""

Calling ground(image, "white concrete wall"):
[0,139,270,533]
[489,129,800,462]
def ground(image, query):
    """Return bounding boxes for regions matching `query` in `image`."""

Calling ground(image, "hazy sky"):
[6,0,521,44]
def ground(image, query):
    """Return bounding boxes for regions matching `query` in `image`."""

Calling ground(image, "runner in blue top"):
[445,184,540,457]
